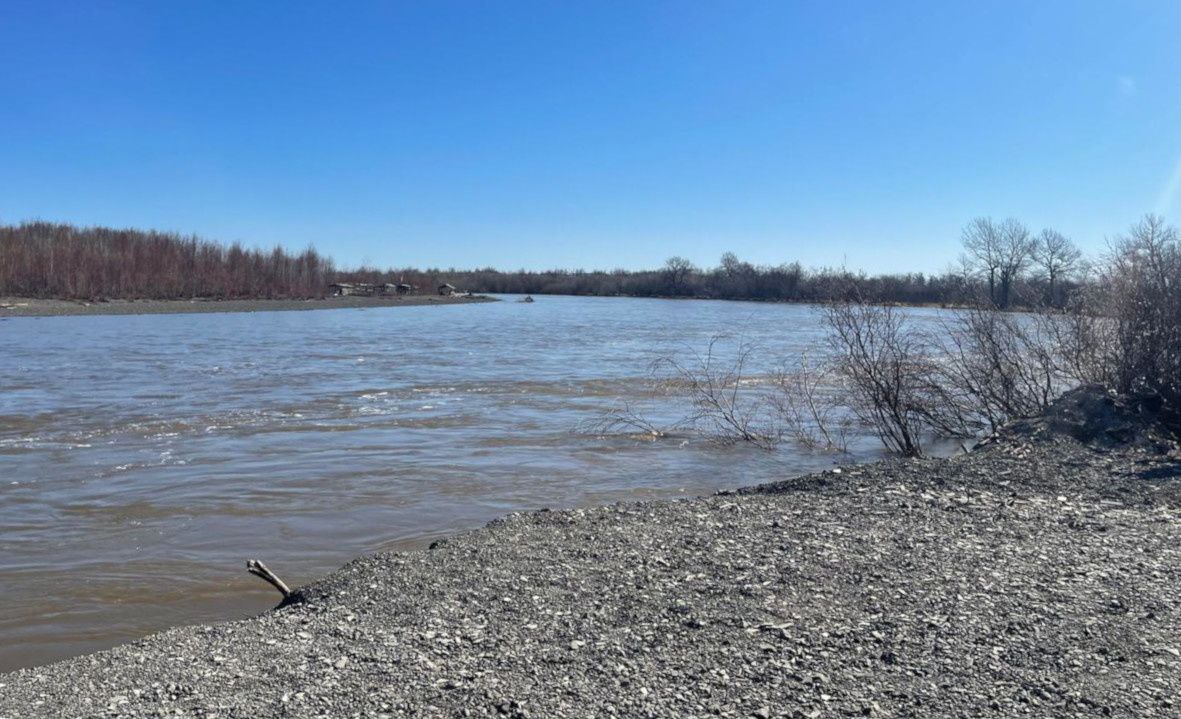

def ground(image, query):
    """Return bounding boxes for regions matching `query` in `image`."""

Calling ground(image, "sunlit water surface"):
[0,295,955,671]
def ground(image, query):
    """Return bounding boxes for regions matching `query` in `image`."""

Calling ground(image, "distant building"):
[330,282,384,297]
[438,283,456,296]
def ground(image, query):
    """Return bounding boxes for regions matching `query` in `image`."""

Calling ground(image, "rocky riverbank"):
[0,294,494,317]
[1,393,1178,718]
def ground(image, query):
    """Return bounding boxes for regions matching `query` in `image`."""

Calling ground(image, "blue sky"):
[2,2,1180,273]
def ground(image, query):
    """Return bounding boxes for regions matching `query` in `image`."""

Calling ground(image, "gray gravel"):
[2,433,1178,717]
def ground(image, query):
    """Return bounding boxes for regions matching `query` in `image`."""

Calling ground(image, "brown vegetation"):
[0,222,333,299]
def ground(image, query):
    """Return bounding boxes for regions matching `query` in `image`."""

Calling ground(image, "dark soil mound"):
[1003,384,1180,451]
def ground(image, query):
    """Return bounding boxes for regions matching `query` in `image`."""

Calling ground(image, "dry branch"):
[246,559,291,599]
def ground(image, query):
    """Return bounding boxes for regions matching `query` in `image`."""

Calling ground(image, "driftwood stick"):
[246,559,291,598]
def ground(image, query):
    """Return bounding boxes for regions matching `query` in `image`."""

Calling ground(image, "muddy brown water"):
[0,295,955,671]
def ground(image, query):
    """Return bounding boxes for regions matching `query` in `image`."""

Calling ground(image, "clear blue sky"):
[3,2,1180,273]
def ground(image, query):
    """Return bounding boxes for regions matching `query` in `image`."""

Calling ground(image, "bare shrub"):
[768,352,851,452]
[652,336,778,448]
[1044,290,1112,387]
[1095,215,1180,405]
[819,297,1088,455]
[1038,215,1180,429]
[821,301,948,457]
[588,214,1181,456]
[584,336,779,449]
[932,307,1074,433]
[580,398,676,440]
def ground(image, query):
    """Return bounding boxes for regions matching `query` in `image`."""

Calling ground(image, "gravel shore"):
[0,294,494,317]
[2,403,1178,717]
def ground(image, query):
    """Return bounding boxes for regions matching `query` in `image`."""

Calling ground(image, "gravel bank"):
[0,294,494,317]
[2,430,1178,717]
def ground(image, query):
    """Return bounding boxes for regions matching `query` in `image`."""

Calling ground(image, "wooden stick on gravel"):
[246,559,291,598]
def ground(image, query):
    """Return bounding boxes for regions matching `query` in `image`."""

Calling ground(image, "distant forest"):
[0,222,333,299]
[1,220,1081,307]
[360,261,981,307]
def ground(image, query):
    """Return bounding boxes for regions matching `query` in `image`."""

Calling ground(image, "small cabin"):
[336,282,382,296]
[376,283,416,296]
[438,283,456,296]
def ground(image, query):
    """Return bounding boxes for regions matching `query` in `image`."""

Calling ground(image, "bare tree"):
[719,251,744,278]
[995,218,1034,309]
[960,217,1003,306]
[1031,228,1081,306]
[0,222,335,300]
[960,217,1035,308]
[662,256,697,296]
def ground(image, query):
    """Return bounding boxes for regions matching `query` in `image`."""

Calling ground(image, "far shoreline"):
[0,294,497,318]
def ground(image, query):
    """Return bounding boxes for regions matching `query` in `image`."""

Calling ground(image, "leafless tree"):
[960,217,1003,306]
[960,217,1035,308]
[4,221,1063,307]
[995,218,1035,309]
[719,251,745,278]
[0,222,334,300]
[662,256,697,296]
[1031,228,1081,306]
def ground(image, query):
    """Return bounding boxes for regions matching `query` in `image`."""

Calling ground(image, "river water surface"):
[0,295,951,671]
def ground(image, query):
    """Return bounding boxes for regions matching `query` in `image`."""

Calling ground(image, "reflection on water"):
[0,295,952,671]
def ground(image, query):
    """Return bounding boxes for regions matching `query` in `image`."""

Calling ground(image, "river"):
[0,295,953,671]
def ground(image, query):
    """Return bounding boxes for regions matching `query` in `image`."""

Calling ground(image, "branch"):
[246,559,291,599]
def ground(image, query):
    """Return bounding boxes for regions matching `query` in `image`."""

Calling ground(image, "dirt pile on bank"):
[1001,385,1180,453]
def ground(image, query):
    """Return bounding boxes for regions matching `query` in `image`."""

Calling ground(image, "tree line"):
[0,216,1100,310]
[0,222,334,299]
[341,261,979,306]
[296,217,1090,309]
